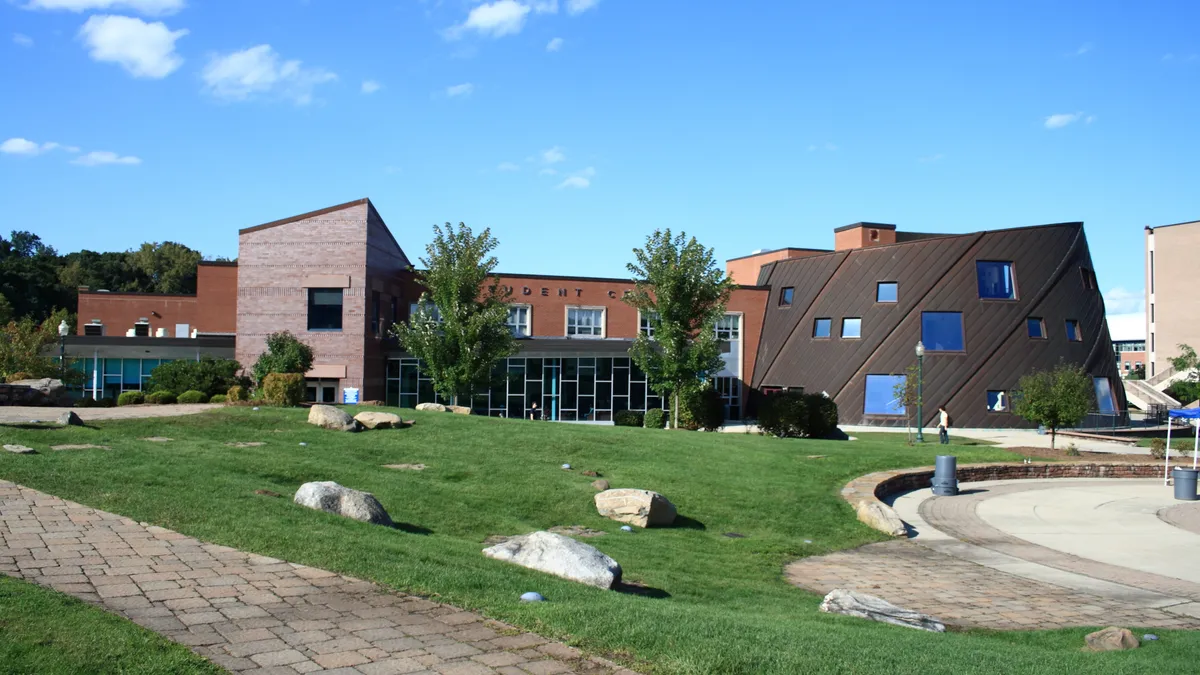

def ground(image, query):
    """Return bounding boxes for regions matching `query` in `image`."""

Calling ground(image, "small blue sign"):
[342,387,360,405]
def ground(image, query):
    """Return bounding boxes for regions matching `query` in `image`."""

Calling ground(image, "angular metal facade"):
[751,222,1125,429]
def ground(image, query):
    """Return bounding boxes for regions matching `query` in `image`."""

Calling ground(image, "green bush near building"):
[208,394,228,404]
[145,391,176,405]
[758,391,840,439]
[613,409,645,427]
[177,390,209,404]
[116,391,145,406]
[643,408,666,429]
[679,387,724,431]
[146,358,245,398]
[226,385,246,402]
[261,373,305,407]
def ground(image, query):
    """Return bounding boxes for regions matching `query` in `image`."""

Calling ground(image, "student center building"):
[68,198,1125,429]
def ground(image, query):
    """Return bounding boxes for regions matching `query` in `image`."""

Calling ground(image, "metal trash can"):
[1173,468,1199,501]
[932,455,959,496]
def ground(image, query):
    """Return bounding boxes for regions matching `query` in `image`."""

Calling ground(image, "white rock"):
[520,592,545,602]
[354,411,403,430]
[307,405,363,432]
[819,589,945,632]
[416,402,446,412]
[855,500,907,537]
[594,488,677,528]
[3,444,36,454]
[448,405,471,415]
[293,481,393,526]
[483,531,622,589]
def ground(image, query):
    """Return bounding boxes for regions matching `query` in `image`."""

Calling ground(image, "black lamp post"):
[58,319,68,380]
[915,340,925,443]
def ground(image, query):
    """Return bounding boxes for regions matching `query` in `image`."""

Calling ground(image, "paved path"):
[0,404,222,423]
[0,481,636,675]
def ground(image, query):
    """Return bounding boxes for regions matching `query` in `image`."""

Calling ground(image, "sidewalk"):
[0,480,637,675]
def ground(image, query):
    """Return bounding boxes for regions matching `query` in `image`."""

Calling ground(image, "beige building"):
[1145,219,1200,378]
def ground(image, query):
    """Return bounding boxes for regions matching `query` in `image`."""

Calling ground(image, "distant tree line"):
[0,230,226,324]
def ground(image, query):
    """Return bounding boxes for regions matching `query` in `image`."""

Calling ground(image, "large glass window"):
[1027,317,1045,339]
[813,318,831,338]
[507,305,530,337]
[639,311,658,338]
[864,374,906,415]
[841,317,862,339]
[307,288,343,331]
[409,301,442,324]
[987,390,1009,412]
[1094,377,1116,413]
[779,287,794,306]
[876,282,898,303]
[921,312,964,351]
[1065,319,1082,342]
[567,307,604,337]
[714,314,740,340]
[976,261,1015,299]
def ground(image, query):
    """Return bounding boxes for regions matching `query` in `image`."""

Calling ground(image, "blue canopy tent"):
[1164,409,1200,484]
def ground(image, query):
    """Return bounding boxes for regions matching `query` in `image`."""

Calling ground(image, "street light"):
[915,340,925,443]
[57,319,69,381]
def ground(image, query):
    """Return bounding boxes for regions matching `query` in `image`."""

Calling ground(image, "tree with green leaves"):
[892,364,921,444]
[624,230,734,429]
[251,331,314,384]
[0,308,81,384]
[128,242,202,294]
[1171,344,1199,380]
[1012,362,1093,450]
[391,223,517,405]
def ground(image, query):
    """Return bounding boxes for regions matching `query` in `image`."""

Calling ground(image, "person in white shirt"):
[938,405,950,444]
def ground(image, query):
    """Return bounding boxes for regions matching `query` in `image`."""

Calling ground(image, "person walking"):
[528,401,541,421]
[938,405,950,445]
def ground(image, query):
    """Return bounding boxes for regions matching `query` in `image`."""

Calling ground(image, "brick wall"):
[75,262,237,337]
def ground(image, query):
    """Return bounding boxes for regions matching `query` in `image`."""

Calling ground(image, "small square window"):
[977,261,1016,299]
[876,282,897,303]
[921,312,964,352]
[841,317,862,339]
[1094,377,1116,413]
[1065,320,1082,342]
[1079,267,1098,291]
[780,287,794,306]
[987,390,1009,412]
[1027,317,1045,339]
[134,322,150,337]
[308,288,344,331]
[813,318,831,338]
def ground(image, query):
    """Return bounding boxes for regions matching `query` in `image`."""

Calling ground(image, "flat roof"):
[725,247,833,263]
[833,222,898,233]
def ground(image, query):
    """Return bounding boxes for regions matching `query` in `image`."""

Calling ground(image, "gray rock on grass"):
[594,488,677,528]
[415,402,446,412]
[307,405,363,432]
[354,411,403,430]
[483,531,622,589]
[293,481,393,526]
[855,500,908,537]
[3,444,36,454]
[1085,626,1139,651]
[57,411,84,427]
[819,589,945,632]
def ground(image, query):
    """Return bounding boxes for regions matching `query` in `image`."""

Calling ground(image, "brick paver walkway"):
[0,481,637,674]
[786,540,1200,631]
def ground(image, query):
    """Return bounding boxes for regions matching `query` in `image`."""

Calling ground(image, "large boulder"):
[819,589,945,632]
[57,411,84,427]
[855,501,907,537]
[416,402,446,412]
[483,531,621,589]
[448,405,471,415]
[354,411,403,430]
[293,481,393,526]
[594,488,676,528]
[1085,627,1139,652]
[307,405,363,432]
[4,444,36,454]
[10,378,69,406]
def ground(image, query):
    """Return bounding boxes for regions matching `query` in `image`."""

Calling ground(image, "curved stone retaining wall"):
[842,463,1163,537]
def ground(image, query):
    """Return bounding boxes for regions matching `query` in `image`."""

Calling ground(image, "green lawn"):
[0,408,1194,674]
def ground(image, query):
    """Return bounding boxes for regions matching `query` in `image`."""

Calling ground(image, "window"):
[1151,303,1155,323]
[1093,377,1116,414]
[714,314,740,341]
[639,311,658,338]
[1125,361,1131,371]
[134,322,150,337]
[812,318,831,339]
[986,390,1009,412]
[841,317,862,339]
[1150,250,1155,293]
[1079,267,1097,291]
[83,322,103,336]
[864,375,906,415]
[1027,317,1046,339]
[1152,332,1155,352]
[567,307,604,337]
[371,290,381,336]
[307,288,343,330]
[1065,320,1082,342]
[921,312,964,351]
[779,287,794,306]
[409,301,442,324]
[876,282,898,303]
[976,261,1015,299]
[391,297,398,325]
[507,305,531,337]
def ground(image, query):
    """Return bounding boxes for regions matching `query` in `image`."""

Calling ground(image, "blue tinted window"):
[977,261,1015,299]
[876,282,897,303]
[1066,320,1082,342]
[1093,377,1115,413]
[780,287,794,306]
[865,375,906,415]
[813,318,831,338]
[921,312,964,351]
[1027,318,1045,339]
[987,390,1009,412]
[841,318,862,339]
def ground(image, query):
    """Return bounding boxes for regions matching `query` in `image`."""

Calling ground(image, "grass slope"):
[0,409,1192,674]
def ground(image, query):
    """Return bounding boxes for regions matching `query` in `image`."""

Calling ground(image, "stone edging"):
[842,462,1164,537]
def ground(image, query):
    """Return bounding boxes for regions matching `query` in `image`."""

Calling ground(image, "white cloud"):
[557,166,595,189]
[565,0,599,14]
[447,0,530,39]
[1104,286,1144,315]
[24,0,184,15]
[79,15,186,79]
[71,150,141,166]
[541,145,565,163]
[532,0,558,13]
[546,37,563,52]
[446,82,474,97]
[1107,313,1146,342]
[1074,43,1092,56]
[538,167,557,175]
[202,45,337,105]
[497,161,520,171]
[1044,112,1084,129]
[13,33,34,47]
[1,138,79,155]
[361,80,381,94]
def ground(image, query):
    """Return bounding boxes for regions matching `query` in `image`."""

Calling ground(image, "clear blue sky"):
[2,0,1197,336]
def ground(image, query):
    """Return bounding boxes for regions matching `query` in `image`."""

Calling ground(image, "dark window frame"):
[976,260,1017,300]
[133,322,150,337]
[986,390,1010,413]
[812,318,832,339]
[921,311,966,352]
[841,317,862,339]
[876,281,898,304]
[779,287,795,307]
[864,374,906,416]
[307,288,344,332]
[1027,317,1046,340]
[1065,319,1083,343]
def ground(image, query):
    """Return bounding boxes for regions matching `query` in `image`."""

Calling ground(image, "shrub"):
[804,393,840,439]
[5,371,32,383]
[1064,442,1081,457]
[146,357,246,398]
[679,387,724,431]
[758,390,807,438]
[614,410,645,427]
[644,408,666,429]
[1166,380,1200,406]
[208,394,228,404]
[177,390,209,404]
[227,385,246,402]
[261,373,305,407]
[1150,438,1167,460]
[252,331,314,384]
[145,391,176,405]
[116,391,145,406]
